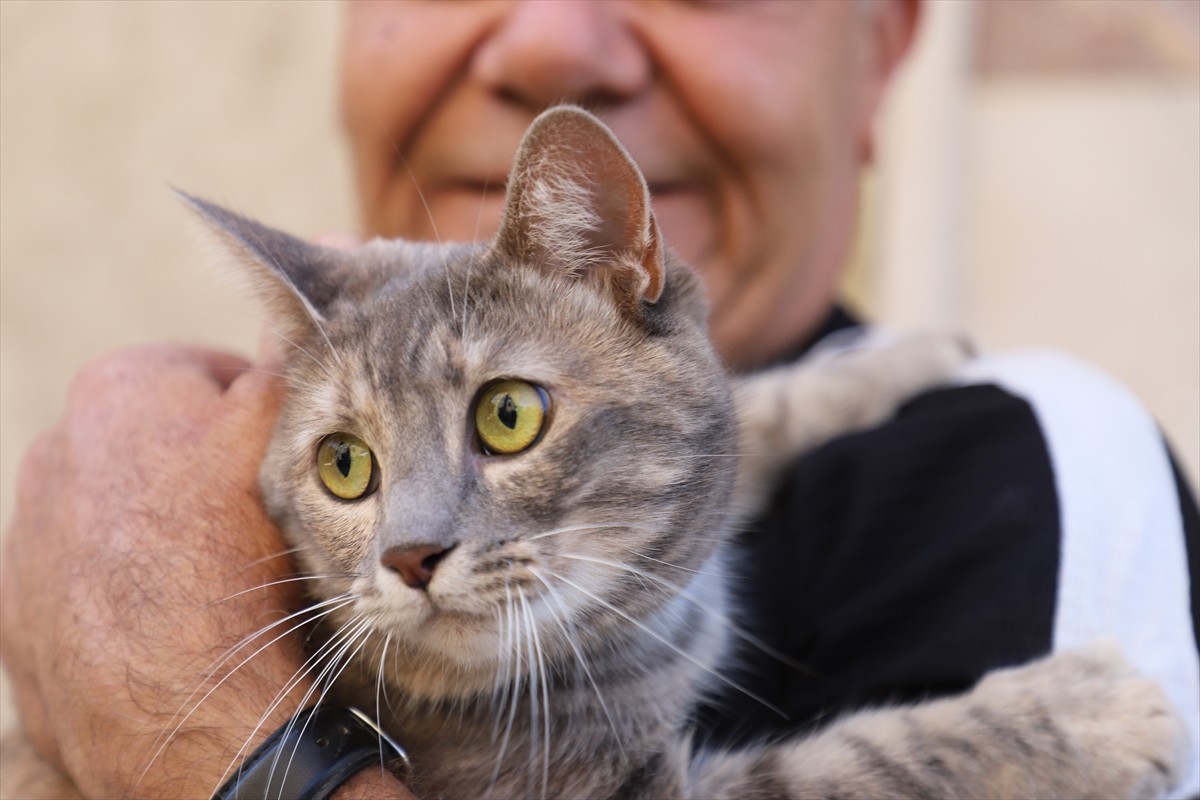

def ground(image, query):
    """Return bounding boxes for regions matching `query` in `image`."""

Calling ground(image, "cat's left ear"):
[496,106,665,313]
[177,191,348,343]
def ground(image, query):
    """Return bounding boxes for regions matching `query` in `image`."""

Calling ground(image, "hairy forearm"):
[335,768,418,800]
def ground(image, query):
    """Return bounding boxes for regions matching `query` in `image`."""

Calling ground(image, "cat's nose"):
[381,543,454,591]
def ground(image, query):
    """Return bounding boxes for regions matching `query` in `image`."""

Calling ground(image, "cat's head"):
[186,107,736,698]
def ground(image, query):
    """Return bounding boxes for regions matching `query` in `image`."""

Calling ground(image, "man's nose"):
[472,1,650,110]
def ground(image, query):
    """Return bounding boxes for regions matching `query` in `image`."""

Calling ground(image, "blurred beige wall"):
[0,0,353,512]
[1,0,1197,739]
[874,0,1199,483]
[0,0,352,735]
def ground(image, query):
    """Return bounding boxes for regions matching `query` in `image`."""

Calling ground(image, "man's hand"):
[1,344,315,798]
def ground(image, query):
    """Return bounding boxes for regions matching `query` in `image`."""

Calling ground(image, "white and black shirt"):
[696,309,1200,798]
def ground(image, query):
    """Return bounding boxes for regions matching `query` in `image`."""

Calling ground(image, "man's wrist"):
[125,646,315,799]
[211,706,408,800]
[332,767,417,800]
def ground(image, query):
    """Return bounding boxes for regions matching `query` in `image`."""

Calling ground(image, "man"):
[3,2,1197,798]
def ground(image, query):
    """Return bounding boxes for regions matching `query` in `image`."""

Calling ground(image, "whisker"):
[620,547,729,579]
[204,593,356,679]
[492,585,510,737]
[491,582,523,792]
[381,131,454,326]
[654,453,744,460]
[239,546,306,571]
[210,608,367,795]
[442,251,457,326]
[375,632,392,772]
[378,631,401,721]
[651,452,792,461]
[146,595,356,792]
[624,551,705,575]
[270,617,374,793]
[518,588,536,798]
[239,224,344,369]
[205,574,343,607]
[398,157,442,246]
[561,553,811,675]
[529,568,626,761]
[224,365,293,382]
[520,587,551,800]
[266,327,337,378]
[472,177,492,243]
[526,522,650,542]
[461,179,490,341]
[541,567,789,718]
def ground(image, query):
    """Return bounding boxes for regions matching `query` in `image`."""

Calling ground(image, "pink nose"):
[381,544,451,590]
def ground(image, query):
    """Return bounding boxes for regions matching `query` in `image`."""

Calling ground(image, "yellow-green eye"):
[475,380,549,455]
[316,433,377,500]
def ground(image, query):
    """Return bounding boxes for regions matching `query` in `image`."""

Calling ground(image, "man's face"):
[342,1,913,370]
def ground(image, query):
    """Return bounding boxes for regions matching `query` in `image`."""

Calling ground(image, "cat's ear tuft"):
[176,190,346,342]
[496,106,665,313]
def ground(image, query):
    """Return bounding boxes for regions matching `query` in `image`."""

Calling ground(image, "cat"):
[177,106,1187,799]
[0,106,1186,800]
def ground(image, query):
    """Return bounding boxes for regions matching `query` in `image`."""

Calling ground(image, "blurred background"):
[1,0,1197,735]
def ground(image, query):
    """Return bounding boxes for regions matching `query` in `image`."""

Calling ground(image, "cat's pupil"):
[498,395,518,430]
[335,443,352,478]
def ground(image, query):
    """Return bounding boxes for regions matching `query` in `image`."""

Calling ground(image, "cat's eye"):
[474,380,549,455]
[316,432,378,500]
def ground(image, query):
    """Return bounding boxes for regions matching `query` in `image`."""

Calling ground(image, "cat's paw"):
[814,330,972,420]
[869,330,973,390]
[973,641,1190,800]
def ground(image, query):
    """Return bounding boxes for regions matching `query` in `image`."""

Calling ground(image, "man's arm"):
[0,344,412,799]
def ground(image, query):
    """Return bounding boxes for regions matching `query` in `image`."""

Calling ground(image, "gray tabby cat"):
[165,106,1187,800]
[172,107,1188,800]
[0,106,1183,800]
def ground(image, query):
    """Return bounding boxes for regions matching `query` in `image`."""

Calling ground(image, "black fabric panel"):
[694,384,1062,750]
[1167,448,1200,650]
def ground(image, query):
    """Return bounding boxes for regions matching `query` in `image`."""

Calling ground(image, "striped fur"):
[3,105,1186,800]
[216,108,1185,799]
[0,106,1178,800]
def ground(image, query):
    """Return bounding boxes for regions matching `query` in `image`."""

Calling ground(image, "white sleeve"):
[963,349,1199,799]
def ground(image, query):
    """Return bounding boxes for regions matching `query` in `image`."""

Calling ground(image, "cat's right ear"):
[177,191,345,344]
[495,106,665,317]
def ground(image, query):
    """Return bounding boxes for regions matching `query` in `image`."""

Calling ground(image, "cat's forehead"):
[332,241,634,386]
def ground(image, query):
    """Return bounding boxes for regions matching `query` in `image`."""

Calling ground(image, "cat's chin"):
[389,663,502,702]
[420,606,496,645]
[385,608,506,666]
[382,625,512,701]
